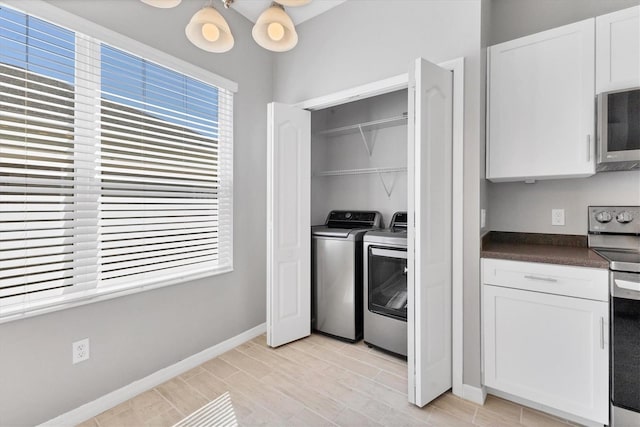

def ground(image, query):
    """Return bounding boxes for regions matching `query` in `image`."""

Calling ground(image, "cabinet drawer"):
[482,258,608,301]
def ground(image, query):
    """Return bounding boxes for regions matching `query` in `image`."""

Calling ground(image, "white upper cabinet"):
[487,19,596,182]
[596,6,640,93]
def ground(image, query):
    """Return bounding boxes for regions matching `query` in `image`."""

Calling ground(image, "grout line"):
[219,376,290,423]
[293,339,409,398]
[278,353,428,426]
[255,344,390,423]
[204,361,296,423]
[199,361,240,382]
[90,400,131,426]
[177,375,217,405]
[152,384,188,418]
[215,346,339,424]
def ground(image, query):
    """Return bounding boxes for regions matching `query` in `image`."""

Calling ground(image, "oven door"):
[598,88,640,169]
[611,271,640,423]
[367,246,407,321]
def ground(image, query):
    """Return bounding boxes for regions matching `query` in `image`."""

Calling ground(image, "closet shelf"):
[315,167,407,177]
[314,114,408,137]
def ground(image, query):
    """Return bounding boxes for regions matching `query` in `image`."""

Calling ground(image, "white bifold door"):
[407,58,453,406]
[266,58,453,407]
[266,103,311,348]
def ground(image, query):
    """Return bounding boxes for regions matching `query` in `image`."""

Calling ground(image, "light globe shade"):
[252,4,298,52]
[275,0,311,6]
[140,0,182,8]
[185,7,234,53]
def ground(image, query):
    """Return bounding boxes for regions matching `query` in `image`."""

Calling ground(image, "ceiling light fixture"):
[185,5,234,53]
[273,0,311,6]
[141,0,182,8]
[141,0,308,53]
[252,2,298,52]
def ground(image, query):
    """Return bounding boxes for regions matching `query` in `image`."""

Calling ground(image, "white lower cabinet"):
[482,259,609,425]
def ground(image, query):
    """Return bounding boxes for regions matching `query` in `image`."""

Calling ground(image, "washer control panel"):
[589,206,640,234]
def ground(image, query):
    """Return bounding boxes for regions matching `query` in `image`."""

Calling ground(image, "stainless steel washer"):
[312,211,382,342]
[363,212,408,357]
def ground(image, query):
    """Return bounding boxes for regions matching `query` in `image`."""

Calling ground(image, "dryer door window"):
[368,246,407,321]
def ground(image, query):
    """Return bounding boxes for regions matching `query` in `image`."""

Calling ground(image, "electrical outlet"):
[72,338,90,364]
[481,209,486,228]
[552,209,565,226]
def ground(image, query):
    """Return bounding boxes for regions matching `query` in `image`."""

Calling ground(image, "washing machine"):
[363,211,408,357]
[312,210,383,342]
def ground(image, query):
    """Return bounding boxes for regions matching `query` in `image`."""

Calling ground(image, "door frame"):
[295,57,465,400]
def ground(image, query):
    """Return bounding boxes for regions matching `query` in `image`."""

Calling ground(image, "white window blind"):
[0,5,233,318]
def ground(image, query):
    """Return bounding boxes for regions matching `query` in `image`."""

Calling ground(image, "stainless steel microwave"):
[597,87,640,172]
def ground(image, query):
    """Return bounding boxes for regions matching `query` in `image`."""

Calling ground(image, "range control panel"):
[588,206,640,235]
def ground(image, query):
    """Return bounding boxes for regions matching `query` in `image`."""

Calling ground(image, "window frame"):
[0,0,236,323]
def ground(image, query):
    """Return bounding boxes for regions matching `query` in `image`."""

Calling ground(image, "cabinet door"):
[596,6,640,93]
[487,19,595,182]
[483,285,609,424]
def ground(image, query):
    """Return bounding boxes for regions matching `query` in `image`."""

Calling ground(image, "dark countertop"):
[481,232,609,269]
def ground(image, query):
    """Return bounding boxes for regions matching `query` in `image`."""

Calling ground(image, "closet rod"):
[315,167,407,177]
[314,114,407,137]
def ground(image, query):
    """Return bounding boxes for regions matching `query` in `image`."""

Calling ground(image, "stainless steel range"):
[588,206,640,426]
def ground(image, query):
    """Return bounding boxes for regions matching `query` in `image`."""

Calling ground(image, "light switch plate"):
[552,209,565,226]
[481,209,486,228]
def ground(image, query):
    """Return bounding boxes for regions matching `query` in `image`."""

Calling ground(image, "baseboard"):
[486,388,605,427]
[39,323,267,427]
[462,384,487,405]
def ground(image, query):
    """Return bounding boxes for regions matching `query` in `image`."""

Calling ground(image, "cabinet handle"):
[587,135,592,162]
[524,275,558,283]
[600,317,605,350]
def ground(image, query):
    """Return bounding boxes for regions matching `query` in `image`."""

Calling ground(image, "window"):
[0,5,234,319]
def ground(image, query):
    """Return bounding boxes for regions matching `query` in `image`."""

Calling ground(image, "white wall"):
[274,0,485,388]
[487,0,640,235]
[311,90,408,226]
[0,1,272,425]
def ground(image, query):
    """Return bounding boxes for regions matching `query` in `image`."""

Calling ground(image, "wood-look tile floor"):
[78,334,581,427]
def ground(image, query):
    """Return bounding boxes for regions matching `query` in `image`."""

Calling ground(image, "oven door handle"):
[370,248,407,259]
[615,279,640,293]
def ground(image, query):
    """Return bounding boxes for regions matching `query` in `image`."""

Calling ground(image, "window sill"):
[0,265,233,325]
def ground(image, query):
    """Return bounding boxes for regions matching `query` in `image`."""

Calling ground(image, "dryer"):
[363,212,408,357]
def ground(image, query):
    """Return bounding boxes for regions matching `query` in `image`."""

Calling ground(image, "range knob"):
[345,212,352,219]
[616,211,633,224]
[595,211,612,223]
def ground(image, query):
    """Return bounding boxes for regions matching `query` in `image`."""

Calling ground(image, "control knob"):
[595,211,612,223]
[345,212,352,219]
[616,211,633,224]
